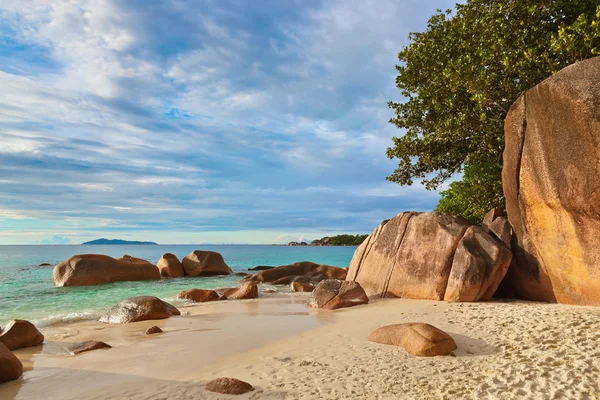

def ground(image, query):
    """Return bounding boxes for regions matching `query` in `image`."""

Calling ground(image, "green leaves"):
[387,0,600,222]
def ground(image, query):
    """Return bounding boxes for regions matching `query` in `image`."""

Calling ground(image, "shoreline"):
[3,295,600,399]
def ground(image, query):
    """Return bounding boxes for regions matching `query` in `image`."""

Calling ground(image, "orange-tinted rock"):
[181,251,232,276]
[263,289,277,294]
[0,320,44,350]
[290,282,315,292]
[246,261,346,284]
[99,296,180,324]
[488,216,512,248]
[502,57,600,305]
[368,323,457,356]
[146,326,163,335]
[177,289,219,303]
[53,254,160,287]
[157,253,184,278]
[482,208,504,231]
[0,342,22,383]
[205,377,254,395]
[69,340,111,355]
[347,212,510,301]
[217,282,258,300]
[308,279,368,310]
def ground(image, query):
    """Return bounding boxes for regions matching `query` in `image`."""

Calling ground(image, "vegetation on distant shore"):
[387,0,600,223]
[310,234,369,246]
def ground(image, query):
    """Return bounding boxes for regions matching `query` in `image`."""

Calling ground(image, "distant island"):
[287,234,369,247]
[81,239,158,245]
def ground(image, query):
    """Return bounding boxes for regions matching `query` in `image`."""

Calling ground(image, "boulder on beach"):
[157,253,184,278]
[177,289,220,303]
[68,340,111,355]
[181,251,232,276]
[0,320,44,350]
[205,377,254,395]
[0,342,22,383]
[53,254,160,287]
[502,57,600,305]
[347,212,511,302]
[216,282,258,300]
[308,279,369,310]
[99,296,180,324]
[290,282,315,292]
[368,323,456,357]
[146,326,163,335]
[246,261,347,285]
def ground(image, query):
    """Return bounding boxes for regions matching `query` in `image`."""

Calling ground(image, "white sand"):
[2,295,600,399]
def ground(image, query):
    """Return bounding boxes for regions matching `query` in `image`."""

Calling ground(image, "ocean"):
[0,245,356,327]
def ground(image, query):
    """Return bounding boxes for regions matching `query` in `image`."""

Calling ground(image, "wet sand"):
[3,295,600,399]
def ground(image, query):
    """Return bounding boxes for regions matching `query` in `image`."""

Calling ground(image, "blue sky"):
[0,0,457,245]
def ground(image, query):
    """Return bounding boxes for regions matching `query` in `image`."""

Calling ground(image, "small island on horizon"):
[82,238,158,245]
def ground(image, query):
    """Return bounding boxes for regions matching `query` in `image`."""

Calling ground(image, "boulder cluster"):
[0,319,45,383]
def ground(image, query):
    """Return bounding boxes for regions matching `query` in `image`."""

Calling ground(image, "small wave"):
[32,311,101,328]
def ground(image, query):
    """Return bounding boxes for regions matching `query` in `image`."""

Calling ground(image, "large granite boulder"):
[502,57,600,305]
[53,254,160,286]
[0,320,44,350]
[177,288,220,302]
[157,253,184,278]
[182,251,232,276]
[0,343,22,383]
[368,323,457,356]
[99,296,180,324]
[246,261,347,285]
[347,212,511,301]
[308,279,369,310]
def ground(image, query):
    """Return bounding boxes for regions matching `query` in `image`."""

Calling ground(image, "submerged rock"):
[290,282,315,293]
[99,296,180,324]
[157,253,184,278]
[246,261,347,285]
[308,279,368,310]
[248,266,274,271]
[177,289,219,303]
[0,343,22,383]
[205,377,254,395]
[368,323,456,357]
[0,320,44,350]
[181,251,232,276]
[68,340,111,355]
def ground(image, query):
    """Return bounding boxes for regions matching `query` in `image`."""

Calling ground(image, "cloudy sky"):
[0,0,457,245]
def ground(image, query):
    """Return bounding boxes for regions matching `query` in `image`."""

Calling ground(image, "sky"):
[0,0,458,245]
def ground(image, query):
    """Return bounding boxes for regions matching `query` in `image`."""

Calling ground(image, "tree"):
[387,0,600,223]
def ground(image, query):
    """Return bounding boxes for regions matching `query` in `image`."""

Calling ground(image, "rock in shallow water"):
[246,261,347,285]
[368,323,456,357]
[177,289,220,303]
[216,282,258,300]
[0,342,22,383]
[290,282,315,293]
[205,377,254,395]
[99,296,180,324]
[157,253,184,278]
[308,279,368,310]
[0,319,44,350]
[69,340,111,355]
[181,250,232,276]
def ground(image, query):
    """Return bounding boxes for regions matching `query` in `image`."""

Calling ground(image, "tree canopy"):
[387,0,600,223]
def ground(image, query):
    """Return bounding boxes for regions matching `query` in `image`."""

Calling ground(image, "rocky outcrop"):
[246,261,347,285]
[157,253,184,278]
[287,241,308,246]
[53,254,160,286]
[308,279,369,310]
[309,237,331,246]
[181,251,232,276]
[146,326,163,335]
[177,289,220,302]
[368,323,457,356]
[0,343,22,383]
[205,377,254,395]
[68,340,111,355]
[347,212,512,301]
[290,282,315,292]
[502,57,600,305]
[248,266,274,271]
[0,320,44,350]
[99,296,180,324]
[216,282,258,300]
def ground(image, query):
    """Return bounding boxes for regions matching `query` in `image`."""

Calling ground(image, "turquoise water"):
[0,245,356,327]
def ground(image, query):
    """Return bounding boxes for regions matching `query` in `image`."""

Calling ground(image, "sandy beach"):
[2,294,600,399]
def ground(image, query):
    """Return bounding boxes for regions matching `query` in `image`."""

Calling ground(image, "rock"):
[488,216,512,248]
[0,342,22,383]
[146,326,163,335]
[482,208,505,232]
[39,263,52,266]
[287,241,308,246]
[68,340,111,355]
[246,261,347,285]
[205,377,254,395]
[271,275,312,285]
[502,57,600,304]
[53,254,160,287]
[368,323,457,357]
[290,282,315,292]
[234,272,250,277]
[308,279,369,310]
[181,250,232,276]
[177,289,219,303]
[0,320,44,350]
[157,253,184,278]
[248,266,274,271]
[99,296,180,324]
[347,212,511,301]
[263,289,277,294]
[216,282,258,300]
